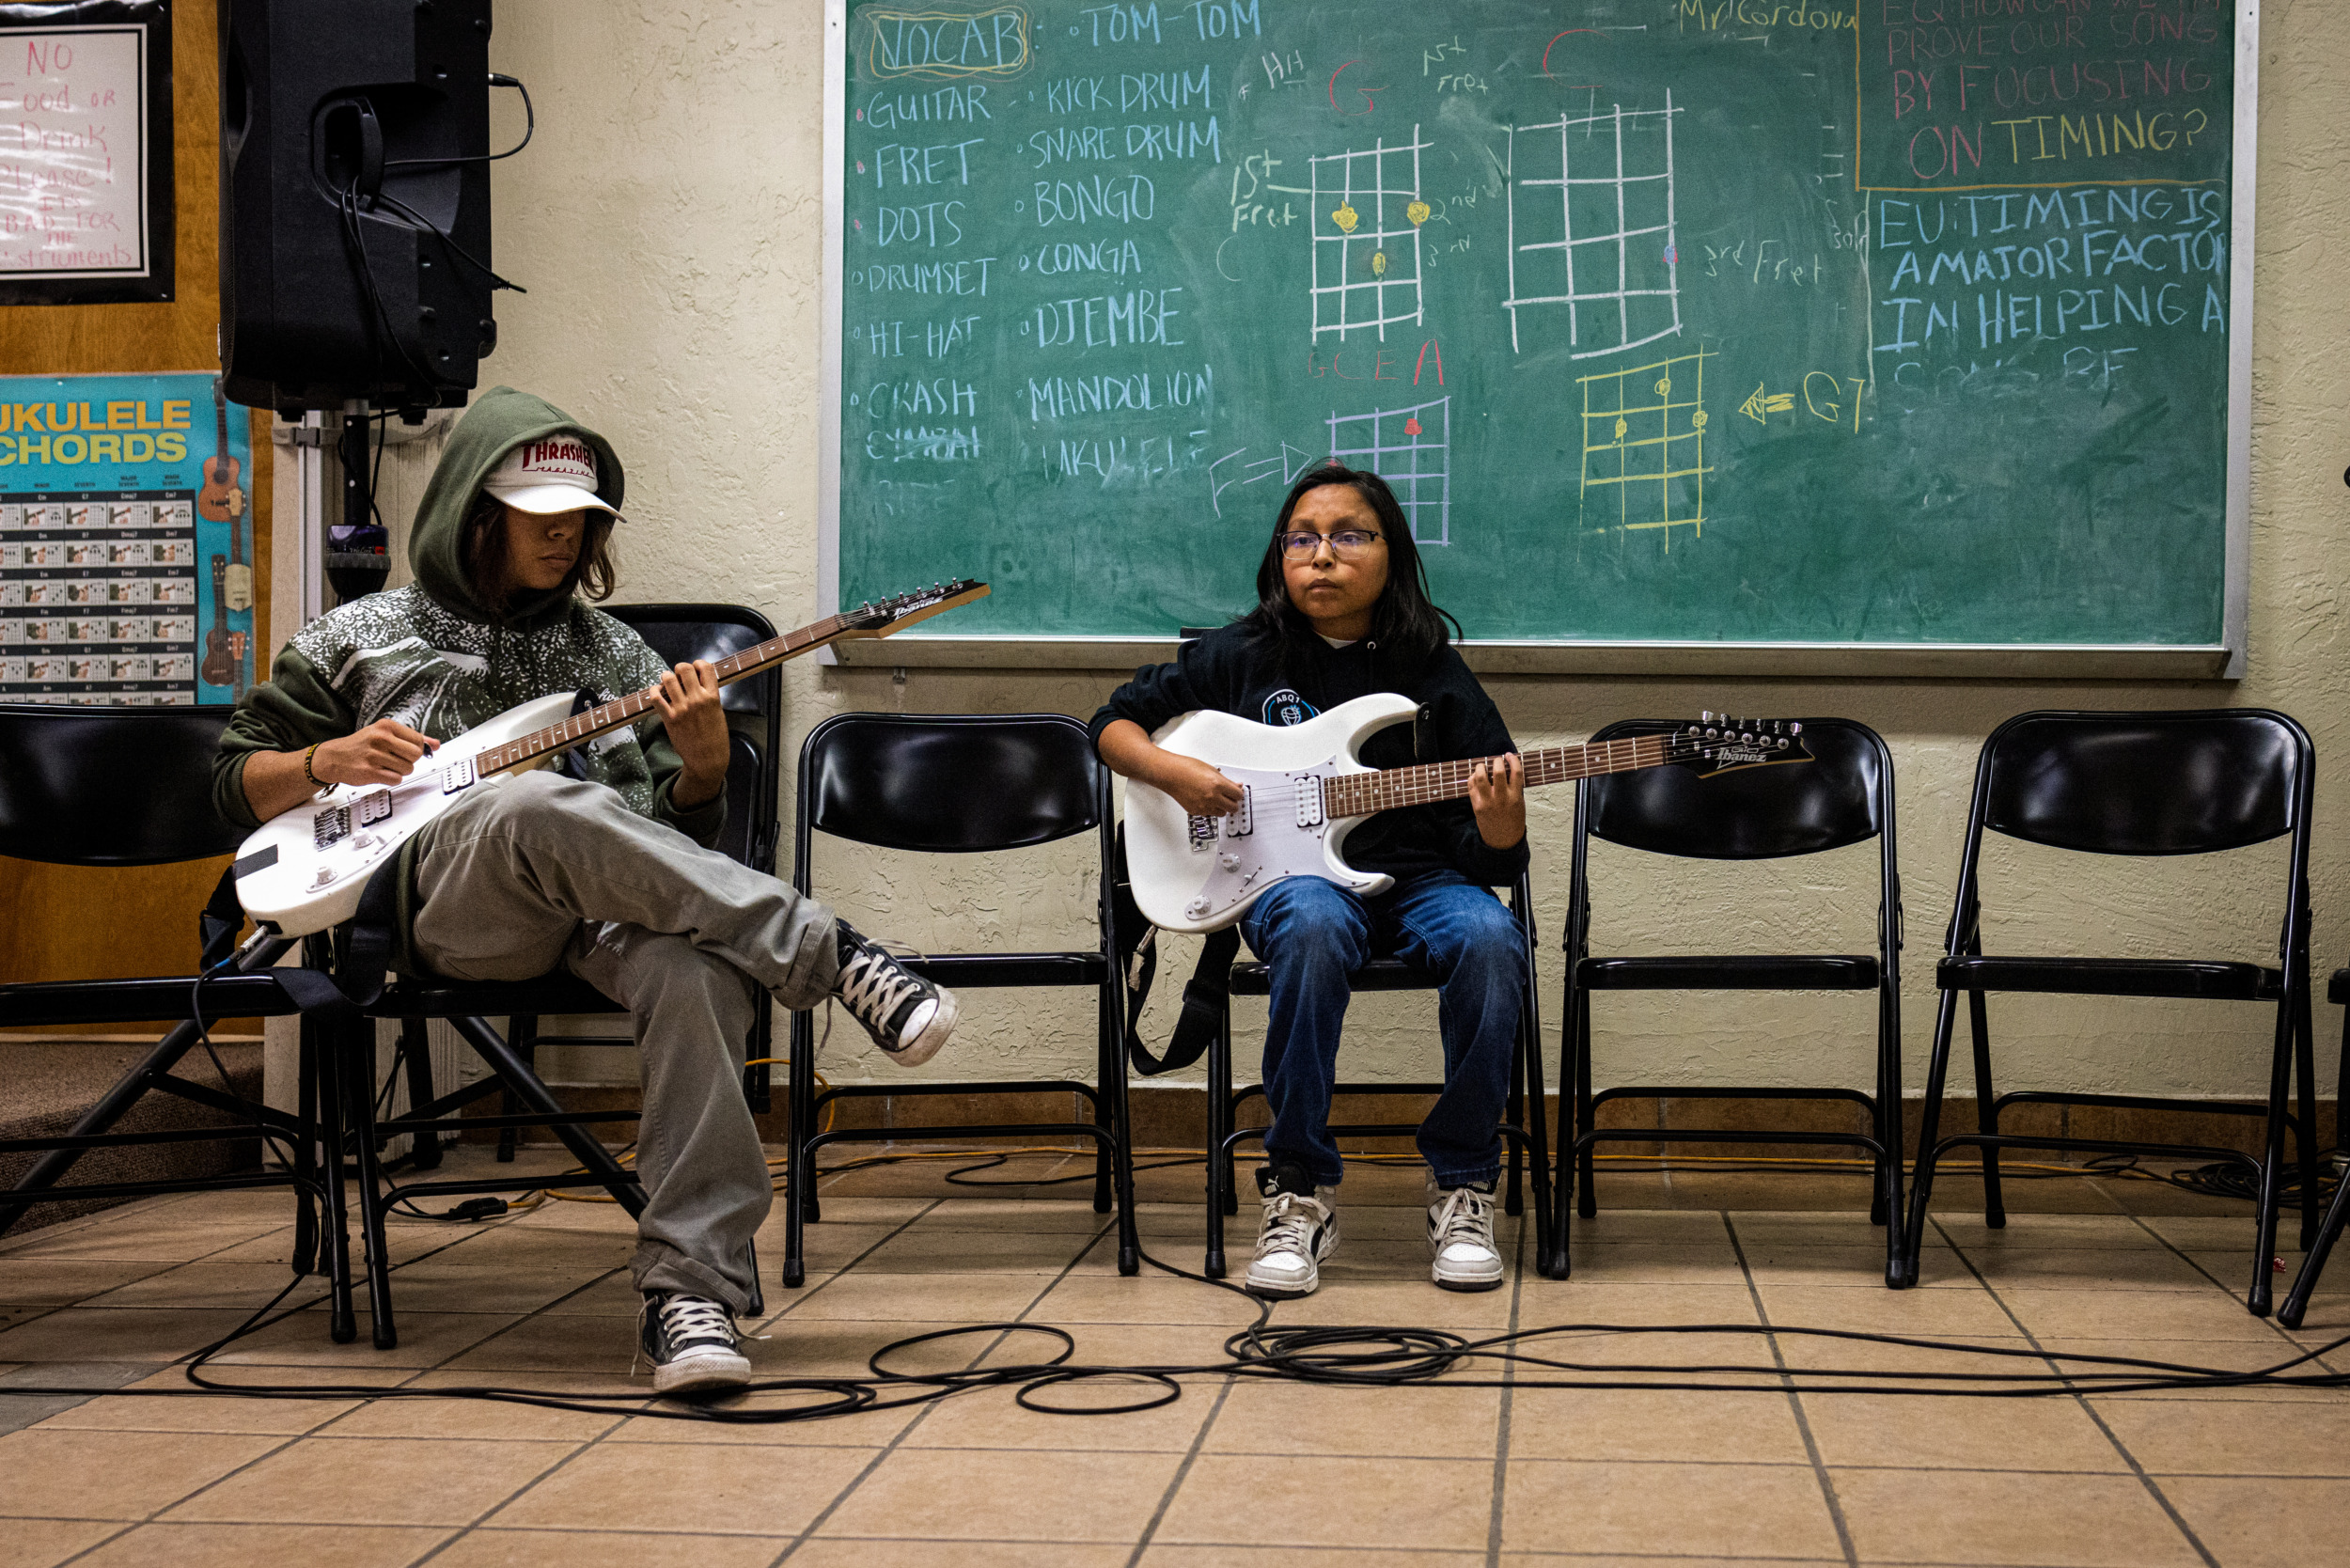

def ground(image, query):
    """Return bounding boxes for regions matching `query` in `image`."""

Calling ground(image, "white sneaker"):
[1246,1174,1340,1299]
[1427,1176,1504,1293]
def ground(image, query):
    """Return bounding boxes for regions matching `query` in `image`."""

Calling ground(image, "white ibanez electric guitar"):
[1125,696,1812,934]
[233,580,989,937]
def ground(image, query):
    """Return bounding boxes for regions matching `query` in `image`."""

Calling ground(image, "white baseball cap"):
[483,434,621,519]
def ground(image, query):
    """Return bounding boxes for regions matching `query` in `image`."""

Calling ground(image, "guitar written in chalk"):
[231,579,990,937]
[1124,702,1810,934]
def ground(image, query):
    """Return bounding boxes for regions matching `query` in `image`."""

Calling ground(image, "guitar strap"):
[1111,823,1239,1076]
[199,858,402,1020]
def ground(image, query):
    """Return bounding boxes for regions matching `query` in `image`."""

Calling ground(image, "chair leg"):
[447,1016,644,1214]
[2282,1144,2350,1327]
[1878,980,1907,1288]
[2248,996,2298,1318]
[311,1012,358,1344]
[784,1011,811,1287]
[342,1018,400,1350]
[1553,970,1579,1278]
[290,1029,320,1279]
[2295,979,2320,1252]
[1966,990,2005,1229]
[0,1022,203,1236]
[1089,1034,1115,1216]
[1574,996,1597,1220]
[496,1015,535,1163]
[1502,1039,1526,1218]
[1104,991,1139,1277]
[1522,1002,1561,1279]
[1205,1002,1231,1278]
[1901,989,1964,1290]
[400,1018,442,1172]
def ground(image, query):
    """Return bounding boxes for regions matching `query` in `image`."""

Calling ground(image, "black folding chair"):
[1202,872,1551,1278]
[1556,718,1904,1283]
[1903,709,2319,1318]
[0,704,351,1331]
[337,604,785,1347]
[784,711,1136,1287]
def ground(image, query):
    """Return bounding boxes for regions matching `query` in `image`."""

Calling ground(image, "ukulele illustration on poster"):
[0,372,256,706]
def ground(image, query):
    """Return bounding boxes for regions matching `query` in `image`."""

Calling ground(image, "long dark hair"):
[462,490,618,614]
[1232,463,1461,665]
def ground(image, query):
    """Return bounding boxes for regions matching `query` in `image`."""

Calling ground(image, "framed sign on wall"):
[0,0,175,306]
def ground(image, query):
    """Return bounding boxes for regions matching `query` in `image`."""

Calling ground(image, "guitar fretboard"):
[1321,733,1684,818]
[468,612,853,776]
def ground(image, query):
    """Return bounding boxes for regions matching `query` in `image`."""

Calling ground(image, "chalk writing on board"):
[1309,126,1431,341]
[1504,94,1683,359]
[1577,351,1711,545]
[1327,396,1450,546]
[859,6,1032,81]
[0,26,149,280]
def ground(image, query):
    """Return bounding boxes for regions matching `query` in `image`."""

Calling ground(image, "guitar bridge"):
[1187,814,1216,852]
[312,805,351,849]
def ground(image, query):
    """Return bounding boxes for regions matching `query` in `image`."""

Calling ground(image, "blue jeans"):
[1239,869,1526,1190]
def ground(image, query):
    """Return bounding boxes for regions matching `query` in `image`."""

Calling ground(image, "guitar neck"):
[1323,733,1678,818]
[468,612,856,777]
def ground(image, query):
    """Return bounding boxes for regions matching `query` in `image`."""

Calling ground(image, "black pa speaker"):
[220,0,499,416]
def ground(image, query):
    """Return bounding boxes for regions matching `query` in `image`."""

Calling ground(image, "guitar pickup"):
[440,758,475,793]
[1226,785,1252,839]
[312,805,351,849]
[355,790,392,826]
[1294,776,1324,828]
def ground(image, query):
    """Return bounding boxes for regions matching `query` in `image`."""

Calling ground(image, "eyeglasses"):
[1278,528,1385,561]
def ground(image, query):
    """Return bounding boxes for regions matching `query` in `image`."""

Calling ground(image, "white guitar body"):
[1125,693,1420,935]
[231,691,576,937]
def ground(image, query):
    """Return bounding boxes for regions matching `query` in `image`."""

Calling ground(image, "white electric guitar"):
[1125,696,1811,934]
[232,580,989,937]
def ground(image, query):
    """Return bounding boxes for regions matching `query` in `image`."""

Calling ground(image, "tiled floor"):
[2,1146,2347,1568]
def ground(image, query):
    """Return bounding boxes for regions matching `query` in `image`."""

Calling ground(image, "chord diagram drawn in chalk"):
[1504,92,1684,359]
[1309,126,1434,341]
[1577,352,1710,545]
[1328,397,1449,545]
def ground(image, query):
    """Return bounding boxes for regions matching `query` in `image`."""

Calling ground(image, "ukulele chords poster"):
[0,372,255,706]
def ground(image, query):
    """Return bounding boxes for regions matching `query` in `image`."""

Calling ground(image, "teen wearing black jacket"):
[1092,465,1529,1296]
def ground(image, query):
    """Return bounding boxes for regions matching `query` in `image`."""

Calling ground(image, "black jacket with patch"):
[1089,622,1529,888]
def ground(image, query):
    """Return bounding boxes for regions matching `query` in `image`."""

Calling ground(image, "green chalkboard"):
[824,0,2244,657]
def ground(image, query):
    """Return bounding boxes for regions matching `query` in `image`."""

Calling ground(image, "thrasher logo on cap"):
[504,438,597,488]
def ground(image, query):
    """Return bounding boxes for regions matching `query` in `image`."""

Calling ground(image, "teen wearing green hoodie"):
[214,387,955,1394]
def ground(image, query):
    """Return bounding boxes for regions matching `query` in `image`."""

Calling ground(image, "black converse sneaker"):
[638,1291,752,1396]
[833,921,958,1067]
[1245,1163,1340,1299]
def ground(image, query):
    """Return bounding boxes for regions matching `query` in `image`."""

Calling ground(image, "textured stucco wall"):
[311,0,2349,1102]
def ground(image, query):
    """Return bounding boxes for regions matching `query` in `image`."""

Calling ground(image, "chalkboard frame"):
[818,0,2259,681]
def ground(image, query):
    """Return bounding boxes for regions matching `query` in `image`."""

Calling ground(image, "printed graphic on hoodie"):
[1263,688,1318,727]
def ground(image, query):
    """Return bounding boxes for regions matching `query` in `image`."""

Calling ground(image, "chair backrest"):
[798,712,1104,855]
[1975,709,2309,856]
[0,703,244,867]
[605,604,782,871]
[604,603,778,719]
[1582,717,1890,861]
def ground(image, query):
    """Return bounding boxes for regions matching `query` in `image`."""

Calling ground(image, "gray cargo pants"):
[410,770,838,1314]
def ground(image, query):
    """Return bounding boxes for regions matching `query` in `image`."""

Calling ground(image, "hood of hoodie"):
[410,385,626,633]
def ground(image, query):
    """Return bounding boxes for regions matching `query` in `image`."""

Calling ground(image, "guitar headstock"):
[836,578,991,637]
[1667,712,1814,776]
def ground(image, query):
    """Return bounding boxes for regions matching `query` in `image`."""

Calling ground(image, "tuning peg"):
[1700,710,1714,723]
